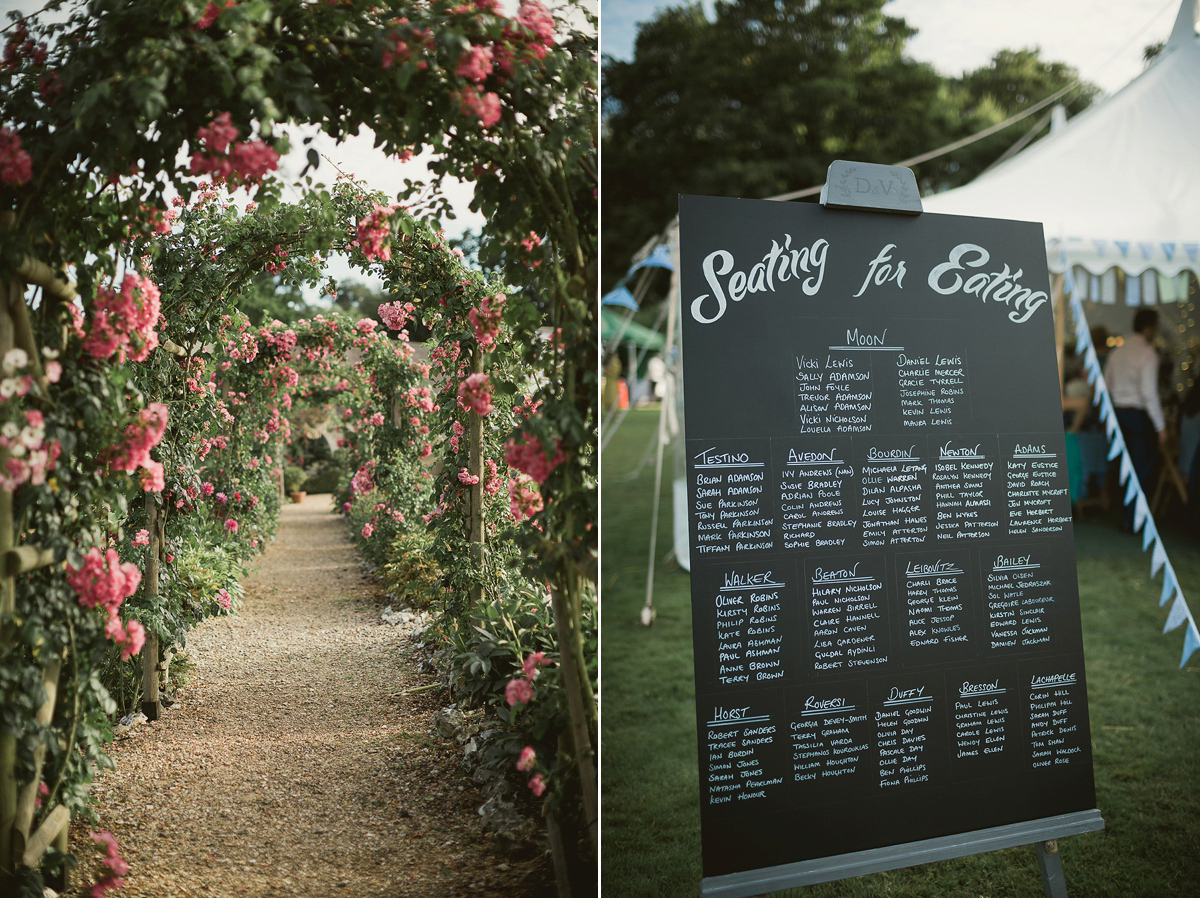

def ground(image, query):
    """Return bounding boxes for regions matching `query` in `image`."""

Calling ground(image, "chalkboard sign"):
[679,193,1100,894]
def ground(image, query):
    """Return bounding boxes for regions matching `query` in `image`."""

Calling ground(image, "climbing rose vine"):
[83,274,162,362]
[0,125,31,185]
[455,372,491,416]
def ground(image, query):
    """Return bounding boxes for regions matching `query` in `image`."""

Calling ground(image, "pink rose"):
[504,432,565,484]
[505,677,533,706]
[456,44,494,83]
[522,651,550,679]
[0,126,33,186]
[516,745,536,772]
[457,372,493,416]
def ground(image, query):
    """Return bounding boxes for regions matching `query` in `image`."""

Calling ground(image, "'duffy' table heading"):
[678,194,1096,883]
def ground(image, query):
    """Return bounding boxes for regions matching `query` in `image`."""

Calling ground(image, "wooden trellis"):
[0,258,77,890]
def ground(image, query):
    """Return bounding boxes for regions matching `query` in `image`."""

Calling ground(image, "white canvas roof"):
[922,0,1200,278]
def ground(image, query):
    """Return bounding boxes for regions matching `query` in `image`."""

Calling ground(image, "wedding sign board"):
[679,189,1102,897]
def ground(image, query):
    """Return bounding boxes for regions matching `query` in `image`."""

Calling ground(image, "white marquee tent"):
[923,0,1200,287]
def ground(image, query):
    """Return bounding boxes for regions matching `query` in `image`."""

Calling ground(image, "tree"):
[922,48,1098,190]
[601,0,1095,288]
[238,272,320,326]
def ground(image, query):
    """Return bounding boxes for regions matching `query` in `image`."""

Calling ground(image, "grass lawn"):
[601,408,1200,897]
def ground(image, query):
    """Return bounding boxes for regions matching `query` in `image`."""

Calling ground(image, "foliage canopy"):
[601,0,1097,289]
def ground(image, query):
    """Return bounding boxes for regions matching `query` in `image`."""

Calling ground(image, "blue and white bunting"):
[1070,290,1200,667]
[629,244,674,274]
[1119,453,1135,486]
[1160,563,1178,606]
[1181,624,1200,668]
[1106,430,1125,461]
[1164,594,1190,633]
[1124,475,1140,506]
[1135,494,1151,534]
[602,286,639,310]
[1151,539,1167,577]
[1142,517,1158,552]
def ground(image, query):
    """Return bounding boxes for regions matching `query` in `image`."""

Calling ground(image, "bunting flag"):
[1084,345,1099,383]
[601,285,639,310]
[1055,239,1200,288]
[1160,561,1178,606]
[1119,453,1135,487]
[1182,625,1200,668]
[1142,517,1158,552]
[1070,290,1200,667]
[629,243,675,274]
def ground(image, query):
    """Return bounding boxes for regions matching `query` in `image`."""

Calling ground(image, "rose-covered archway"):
[0,0,595,892]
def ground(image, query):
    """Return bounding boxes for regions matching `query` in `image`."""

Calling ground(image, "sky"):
[601,0,1191,95]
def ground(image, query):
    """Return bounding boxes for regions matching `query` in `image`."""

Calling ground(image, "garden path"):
[68,494,534,897]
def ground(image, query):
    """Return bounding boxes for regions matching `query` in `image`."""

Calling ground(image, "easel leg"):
[1036,840,1068,898]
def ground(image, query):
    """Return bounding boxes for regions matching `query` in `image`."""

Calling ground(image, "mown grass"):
[601,408,1200,897]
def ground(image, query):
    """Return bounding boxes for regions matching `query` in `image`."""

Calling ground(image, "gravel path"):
[69,493,540,897]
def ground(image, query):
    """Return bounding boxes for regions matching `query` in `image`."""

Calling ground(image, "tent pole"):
[629,299,671,402]
[1053,272,1066,390]
[642,398,668,626]
[642,245,681,625]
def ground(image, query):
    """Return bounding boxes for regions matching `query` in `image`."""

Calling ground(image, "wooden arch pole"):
[468,345,485,608]
[142,494,162,721]
[0,275,19,885]
[0,248,81,888]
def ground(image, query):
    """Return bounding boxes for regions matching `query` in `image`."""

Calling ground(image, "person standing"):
[602,352,622,413]
[1104,308,1167,530]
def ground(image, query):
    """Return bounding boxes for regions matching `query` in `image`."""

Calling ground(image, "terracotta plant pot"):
[288,491,307,503]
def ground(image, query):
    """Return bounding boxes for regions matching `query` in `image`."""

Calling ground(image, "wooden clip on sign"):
[678,162,1102,898]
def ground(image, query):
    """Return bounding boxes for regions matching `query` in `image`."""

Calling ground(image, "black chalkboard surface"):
[679,194,1098,888]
